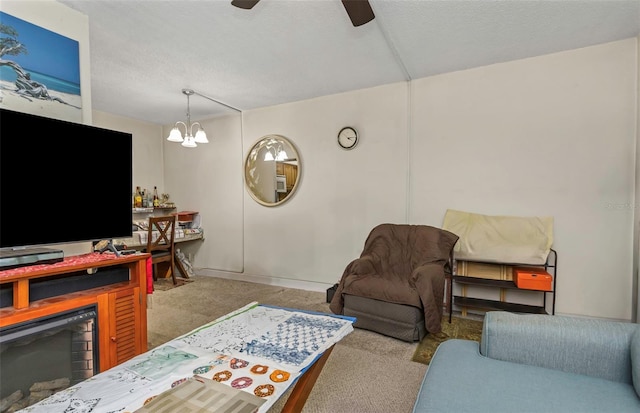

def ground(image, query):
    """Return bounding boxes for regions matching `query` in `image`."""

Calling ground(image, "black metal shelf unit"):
[448,249,557,322]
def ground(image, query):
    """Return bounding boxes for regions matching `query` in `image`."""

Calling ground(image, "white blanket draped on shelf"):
[442,209,554,265]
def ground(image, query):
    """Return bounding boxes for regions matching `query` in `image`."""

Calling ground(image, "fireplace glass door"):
[0,306,98,410]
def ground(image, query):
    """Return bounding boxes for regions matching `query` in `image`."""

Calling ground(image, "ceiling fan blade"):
[231,0,260,10]
[341,0,375,27]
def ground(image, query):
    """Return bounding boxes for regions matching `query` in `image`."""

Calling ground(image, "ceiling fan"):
[231,0,375,27]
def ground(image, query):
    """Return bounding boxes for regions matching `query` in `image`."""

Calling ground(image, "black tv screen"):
[0,108,133,249]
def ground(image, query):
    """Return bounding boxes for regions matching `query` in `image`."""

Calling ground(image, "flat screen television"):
[0,108,133,251]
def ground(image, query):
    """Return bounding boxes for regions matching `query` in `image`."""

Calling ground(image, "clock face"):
[338,127,358,149]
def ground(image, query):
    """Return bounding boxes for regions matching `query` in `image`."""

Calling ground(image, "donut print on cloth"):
[198,361,295,407]
[171,378,188,388]
[212,370,232,382]
[193,365,213,375]
[269,370,290,383]
[231,377,253,389]
[230,357,249,369]
[254,384,275,397]
[251,364,269,374]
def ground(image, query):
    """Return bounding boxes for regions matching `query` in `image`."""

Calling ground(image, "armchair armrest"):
[480,311,637,384]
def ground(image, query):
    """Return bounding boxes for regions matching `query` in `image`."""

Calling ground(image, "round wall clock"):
[337,126,358,150]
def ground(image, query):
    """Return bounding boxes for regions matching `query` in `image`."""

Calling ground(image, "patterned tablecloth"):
[21,302,355,413]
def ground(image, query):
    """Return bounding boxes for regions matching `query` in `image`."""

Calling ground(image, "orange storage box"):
[173,211,197,222]
[513,267,552,291]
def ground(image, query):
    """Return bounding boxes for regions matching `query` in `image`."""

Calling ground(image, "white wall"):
[636,35,640,323]
[193,40,636,321]
[410,39,637,321]
[237,84,409,287]
[163,113,245,273]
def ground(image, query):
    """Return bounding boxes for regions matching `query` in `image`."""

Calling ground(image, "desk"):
[112,230,204,250]
[113,230,204,279]
[25,302,354,413]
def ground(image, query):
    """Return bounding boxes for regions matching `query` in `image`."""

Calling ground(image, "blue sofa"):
[413,311,640,412]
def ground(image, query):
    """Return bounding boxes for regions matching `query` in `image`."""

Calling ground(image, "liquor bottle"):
[142,188,148,208]
[134,186,143,208]
[153,186,160,207]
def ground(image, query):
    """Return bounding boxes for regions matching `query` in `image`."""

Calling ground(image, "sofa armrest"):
[480,311,637,384]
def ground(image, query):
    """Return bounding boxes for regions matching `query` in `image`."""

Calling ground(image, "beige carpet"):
[412,315,484,365]
[147,275,428,413]
[152,277,193,291]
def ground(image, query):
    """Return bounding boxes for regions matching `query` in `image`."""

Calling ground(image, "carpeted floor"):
[152,277,193,291]
[412,315,484,365]
[147,275,483,413]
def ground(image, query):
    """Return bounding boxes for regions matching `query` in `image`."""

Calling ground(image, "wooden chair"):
[146,215,177,285]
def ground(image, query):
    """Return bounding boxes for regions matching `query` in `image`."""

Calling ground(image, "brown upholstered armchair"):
[329,223,458,341]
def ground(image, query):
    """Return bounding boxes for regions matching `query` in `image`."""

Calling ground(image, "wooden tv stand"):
[0,252,150,372]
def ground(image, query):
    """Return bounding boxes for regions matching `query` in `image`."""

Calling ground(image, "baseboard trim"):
[195,268,334,293]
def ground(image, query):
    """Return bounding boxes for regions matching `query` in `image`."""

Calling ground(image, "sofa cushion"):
[413,339,640,413]
[632,327,640,398]
[481,311,635,383]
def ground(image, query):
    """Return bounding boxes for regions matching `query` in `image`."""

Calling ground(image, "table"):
[114,231,203,248]
[113,230,204,279]
[25,302,355,413]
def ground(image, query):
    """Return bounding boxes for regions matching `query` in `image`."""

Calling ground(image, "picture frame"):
[0,11,82,122]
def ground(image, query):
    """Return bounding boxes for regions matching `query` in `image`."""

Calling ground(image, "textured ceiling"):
[56,0,640,125]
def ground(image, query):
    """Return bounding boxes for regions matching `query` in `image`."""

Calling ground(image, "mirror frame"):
[244,134,301,207]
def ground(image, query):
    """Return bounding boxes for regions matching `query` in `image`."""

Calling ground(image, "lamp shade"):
[181,135,197,148]
[167,127,184,142]
[194,129,208,144]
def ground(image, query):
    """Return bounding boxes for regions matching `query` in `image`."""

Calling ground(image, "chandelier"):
[262,137,289,161]
[167,89,209,148]
[264,146,289,161]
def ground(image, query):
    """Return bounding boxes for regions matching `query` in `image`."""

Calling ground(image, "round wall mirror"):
[244,135,301,206]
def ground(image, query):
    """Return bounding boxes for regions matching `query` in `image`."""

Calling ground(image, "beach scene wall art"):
[0,11,81,122]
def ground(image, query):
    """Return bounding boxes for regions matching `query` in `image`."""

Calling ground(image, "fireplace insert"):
[0,306,98,410]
